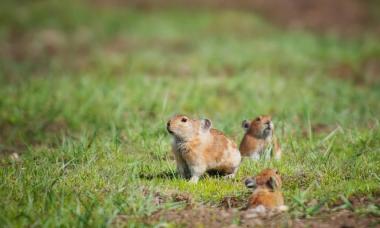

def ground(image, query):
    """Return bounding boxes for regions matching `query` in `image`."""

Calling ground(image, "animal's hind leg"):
[188,165,206,183]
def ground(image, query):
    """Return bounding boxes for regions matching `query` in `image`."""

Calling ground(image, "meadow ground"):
[0,0,380,227]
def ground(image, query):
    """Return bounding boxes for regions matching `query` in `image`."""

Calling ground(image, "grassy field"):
[0,0,380,227]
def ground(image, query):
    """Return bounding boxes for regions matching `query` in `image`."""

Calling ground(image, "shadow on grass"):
[138,169,231,180]
[139,171,179,180]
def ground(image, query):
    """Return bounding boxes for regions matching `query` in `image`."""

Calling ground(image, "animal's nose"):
[245,178,256,188]
[166,121,174,134]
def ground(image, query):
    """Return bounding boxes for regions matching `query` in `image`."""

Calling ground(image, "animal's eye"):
[181,118,188,123]
[256,117,261,121]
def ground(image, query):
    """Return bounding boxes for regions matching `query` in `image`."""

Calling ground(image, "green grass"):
[1,0,380,226]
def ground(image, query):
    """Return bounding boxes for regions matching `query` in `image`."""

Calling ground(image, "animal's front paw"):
[274,153,281,160]
[189,176,199,184]
[224,173,236,179]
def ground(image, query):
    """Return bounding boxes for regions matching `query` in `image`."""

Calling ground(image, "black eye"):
[256,117,261,121]
[181,118,187,123]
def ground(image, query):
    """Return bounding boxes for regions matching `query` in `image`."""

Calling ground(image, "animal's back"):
[203,128,240,172]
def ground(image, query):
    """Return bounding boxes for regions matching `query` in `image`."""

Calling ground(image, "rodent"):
[166,114,241,183]
[239,115,282,160]
[244,168,287,211]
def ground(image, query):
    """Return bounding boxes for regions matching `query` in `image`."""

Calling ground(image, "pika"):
[239,115,282,160]
[166,115,241,183]
[244,168,287,211]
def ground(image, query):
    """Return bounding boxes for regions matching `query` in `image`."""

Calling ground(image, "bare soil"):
[144,206,379,227]
[113,189,380,227]
[93,0,380,35]
[330,57,380,86]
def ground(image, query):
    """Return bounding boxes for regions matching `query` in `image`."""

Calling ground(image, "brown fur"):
[167,115,241,183]
[239,115,282,160]
[245,168,285,209]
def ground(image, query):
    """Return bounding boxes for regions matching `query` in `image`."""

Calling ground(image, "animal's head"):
[166,115,212,141]
[241,115,274,139]
[244,168,282,191]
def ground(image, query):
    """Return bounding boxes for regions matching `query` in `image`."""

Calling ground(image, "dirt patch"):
[140,187,194,207]
[292,210,380,228]
[145,206,379,227]
[92,0,380,35]
[0,27,198,81]
[332,193,380,209]
[220,196,247,209]
[0,121,26,156]
[330,56,380,86]
[112,189,195,226]
[148,207,252,227]
[242,0,377,35]
[115,188,380,227]
[0,29,68,63]
[41,118,69,135]
[0,28,94,82]
[301,123,340,137]
[0,118,70,156]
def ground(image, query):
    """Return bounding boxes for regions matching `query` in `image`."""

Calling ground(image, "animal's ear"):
[267,176,279,190]
[242,120,250,130]
[245,177,256,189]
[201,119,212,131]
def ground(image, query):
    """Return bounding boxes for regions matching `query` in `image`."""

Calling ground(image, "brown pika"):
[167,114,241,183]
[239,115,282,160]
[245,168,286,211]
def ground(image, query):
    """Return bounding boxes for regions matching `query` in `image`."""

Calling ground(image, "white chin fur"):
[277,205,288,211]
[246,182,256,188]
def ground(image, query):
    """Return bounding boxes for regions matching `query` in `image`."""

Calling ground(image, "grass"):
[1,0,380,226]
